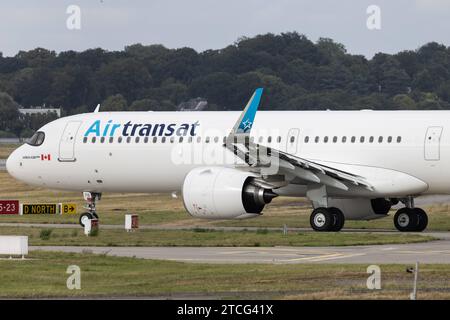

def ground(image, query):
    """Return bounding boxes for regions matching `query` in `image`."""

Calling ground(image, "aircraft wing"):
[226,137,373,191]
[224,88,373,191]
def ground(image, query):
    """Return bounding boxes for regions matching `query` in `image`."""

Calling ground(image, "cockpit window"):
[27,131,45,146]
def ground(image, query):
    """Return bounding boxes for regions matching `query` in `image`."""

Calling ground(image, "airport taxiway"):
[30,236,450,264]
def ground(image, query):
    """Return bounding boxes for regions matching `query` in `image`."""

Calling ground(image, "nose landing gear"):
[79,192,101,227]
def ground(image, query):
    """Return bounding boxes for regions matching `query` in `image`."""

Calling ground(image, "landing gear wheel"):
[394,208,418,232]
[310,208,334,232]
[413,208,428,232]
[80,192,101,228]
[329,207,345,232]
[79,212,93,227]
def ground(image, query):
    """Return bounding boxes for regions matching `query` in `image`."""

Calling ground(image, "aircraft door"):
[59,121,82,162]
[286,128,300,154]
[424,126,443,161]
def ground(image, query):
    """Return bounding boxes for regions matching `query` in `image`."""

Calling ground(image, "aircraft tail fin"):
[229,88,263,137]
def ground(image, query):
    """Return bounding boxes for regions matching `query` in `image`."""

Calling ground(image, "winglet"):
[229,88,263,136]
[93,104,100,113]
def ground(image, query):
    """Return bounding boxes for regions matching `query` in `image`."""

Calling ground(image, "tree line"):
[1,32,450,137]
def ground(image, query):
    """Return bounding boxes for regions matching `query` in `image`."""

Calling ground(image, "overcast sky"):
[0,0,449,58]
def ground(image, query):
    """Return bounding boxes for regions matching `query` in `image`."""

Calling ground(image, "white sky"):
[0,0,449,58]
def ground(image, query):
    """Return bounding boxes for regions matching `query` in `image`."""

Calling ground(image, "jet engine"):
[328,198,391,220]
[182,167,277,219]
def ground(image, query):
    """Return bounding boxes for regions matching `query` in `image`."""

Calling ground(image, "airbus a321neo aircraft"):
[6,88,446,232]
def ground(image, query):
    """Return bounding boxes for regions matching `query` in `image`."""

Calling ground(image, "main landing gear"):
[310,207,345,232]
[393,207,428,232]
[392,197,428,232]
[79,192,101,227]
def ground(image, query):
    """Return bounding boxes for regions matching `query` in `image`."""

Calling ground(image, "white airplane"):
[6,88,446,232]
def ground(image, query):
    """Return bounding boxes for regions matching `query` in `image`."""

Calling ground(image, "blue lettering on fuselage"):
[84,120,200,137]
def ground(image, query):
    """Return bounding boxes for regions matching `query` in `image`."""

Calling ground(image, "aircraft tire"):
[394,208,418,232]
[329,207,345,231]
[310,208,334,231]
[413,208,428,232]
[79,212,93,227]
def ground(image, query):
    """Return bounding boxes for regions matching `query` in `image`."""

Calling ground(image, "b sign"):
[0,200,20,214]
[61,203,77,214]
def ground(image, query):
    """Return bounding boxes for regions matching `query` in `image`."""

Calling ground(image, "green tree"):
[96,58,152,102]
[392,94,417,110]
[129,99,160,111]
[437,81,450,102]
[0,92,21,135]
[101,94,128,111]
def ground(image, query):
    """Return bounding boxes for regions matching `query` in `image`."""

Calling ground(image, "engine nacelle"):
[182,167,277,219]
[328,198,391,220]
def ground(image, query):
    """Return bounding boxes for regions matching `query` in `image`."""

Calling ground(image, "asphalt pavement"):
[30,239,450,264]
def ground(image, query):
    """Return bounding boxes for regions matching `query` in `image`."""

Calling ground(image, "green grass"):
[0,171,189,225]
[0,144,20,159]
[2,171,450,231]
[0,251,449,299]
[214,199,450,231]
[0,226,434,247]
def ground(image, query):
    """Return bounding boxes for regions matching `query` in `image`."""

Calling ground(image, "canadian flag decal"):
[41,154,51,161]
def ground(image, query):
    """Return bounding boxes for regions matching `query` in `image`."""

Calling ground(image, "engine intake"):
[182,167,277,219]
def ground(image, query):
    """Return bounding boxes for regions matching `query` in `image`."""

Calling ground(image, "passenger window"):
[161,137,166,143]
[83,137,88,143]
[290,136,295,143]
[342,136,347,143]
[170,137,175,143]
[100,137,105,143]
[153,137,157,143]
[387,136,392,143]
[360,136,365,143]
[268,136,272,143]
[135,137,140,143]
[109,137,114,143]
[27,131,46,146]
[378,136,383,143]
[258,136,263,143]
[277,136,282,143]
[92,137,96,143]
[144,137,149,143]
[333,136,337,143]
[351,136,356,143]
[188,136,193,143]
[197,137,201,143]
[324,136,328,143]
[304,136,309,143]
[118,137,123,143]
[214,136,219,143]
[369,136,374,143]
[205,137,210,143]
[315,136,319,143]
[126,137,131,143]
[179,137,184,143]
[397,136,401,143]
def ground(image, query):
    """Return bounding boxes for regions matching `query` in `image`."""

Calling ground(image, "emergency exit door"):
[59,121,82,161]
[424,126,443,161]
